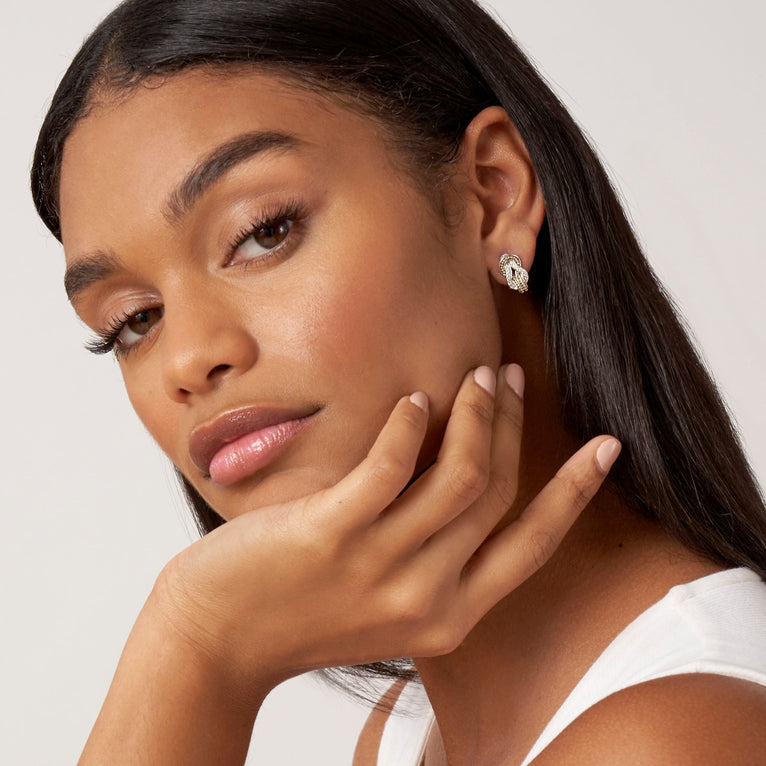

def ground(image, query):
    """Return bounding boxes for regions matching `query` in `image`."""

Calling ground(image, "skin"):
[59,71,766,765]
[62,72,504,517]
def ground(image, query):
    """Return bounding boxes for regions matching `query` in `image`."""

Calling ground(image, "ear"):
[458,106,546,286]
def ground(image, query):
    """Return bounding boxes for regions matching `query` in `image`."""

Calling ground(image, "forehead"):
[58,70,388,258]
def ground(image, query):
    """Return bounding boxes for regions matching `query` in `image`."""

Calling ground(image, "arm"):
[78,592,266,766]
[531,674,766,765]
[79,366,619,764]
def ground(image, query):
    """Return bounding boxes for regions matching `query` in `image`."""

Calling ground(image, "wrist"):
[79,584,270,765]
[147,565,280,711]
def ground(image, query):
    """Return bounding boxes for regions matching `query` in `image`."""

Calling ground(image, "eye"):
[232,218,293,263]
[116,307,164,346]
[228,200,305,266]
[86,305,164,357]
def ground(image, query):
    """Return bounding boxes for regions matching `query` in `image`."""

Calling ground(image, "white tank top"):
[376,567,766,766]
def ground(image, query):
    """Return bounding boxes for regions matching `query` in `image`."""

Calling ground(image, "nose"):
[161,297,259,403]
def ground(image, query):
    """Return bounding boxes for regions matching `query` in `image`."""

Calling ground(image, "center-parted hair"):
[32,0,766,699]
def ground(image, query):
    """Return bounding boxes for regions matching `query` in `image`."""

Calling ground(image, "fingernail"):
[596,438,622,473]
[504,363,525,399]
[473,366,496,396]
[410,392,429,412]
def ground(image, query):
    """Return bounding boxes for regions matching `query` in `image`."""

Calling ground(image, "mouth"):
[189,405,320,486]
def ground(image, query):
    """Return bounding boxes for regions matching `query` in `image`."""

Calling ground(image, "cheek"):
[293,245,432,388]
[286,230,501,430]
[123,371,178,457]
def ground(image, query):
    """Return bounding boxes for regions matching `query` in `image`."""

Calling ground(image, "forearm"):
[78,591,269,766]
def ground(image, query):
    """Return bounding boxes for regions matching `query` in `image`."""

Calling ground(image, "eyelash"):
[226,198,306,266]
[85,199,306,359]
[85,309,152,359]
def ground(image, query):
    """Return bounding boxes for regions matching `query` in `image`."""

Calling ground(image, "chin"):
[209,464,343,520]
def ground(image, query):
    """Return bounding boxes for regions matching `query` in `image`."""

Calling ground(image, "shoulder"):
[530,673,766,765]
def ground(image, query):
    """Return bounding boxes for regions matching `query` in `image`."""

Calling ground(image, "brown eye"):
[117,307,163,346]
[235,217,294,262]
[255,219,291,249]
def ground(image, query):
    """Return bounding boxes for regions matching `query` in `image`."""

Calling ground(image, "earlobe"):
[460,106,545,288]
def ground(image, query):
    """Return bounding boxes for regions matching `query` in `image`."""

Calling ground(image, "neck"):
[413,290,721,766]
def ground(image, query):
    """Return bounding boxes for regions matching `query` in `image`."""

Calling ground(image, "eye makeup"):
[225,197,307,268]
[84,196,308,359]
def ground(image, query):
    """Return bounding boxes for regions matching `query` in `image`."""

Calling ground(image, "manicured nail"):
[473,366,496,396]
[596,438,622,473]
[504,363,525,399]
[410,392,429,412]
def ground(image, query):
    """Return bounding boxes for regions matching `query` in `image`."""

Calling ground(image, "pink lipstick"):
[189,407,317,486]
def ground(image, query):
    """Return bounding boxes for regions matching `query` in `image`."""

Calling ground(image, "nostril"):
[208,364,231,380]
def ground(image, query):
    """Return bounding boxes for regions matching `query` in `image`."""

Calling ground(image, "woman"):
[31,0,766,763]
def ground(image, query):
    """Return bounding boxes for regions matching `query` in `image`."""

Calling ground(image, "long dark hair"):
[32,0,766,698]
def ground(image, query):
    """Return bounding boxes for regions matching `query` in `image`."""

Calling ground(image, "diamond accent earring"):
[499,254,529,293]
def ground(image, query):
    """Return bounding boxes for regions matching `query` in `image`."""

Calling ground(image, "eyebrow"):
[64,130,302,304]
[64,251,120,303]
[163,130,302,223]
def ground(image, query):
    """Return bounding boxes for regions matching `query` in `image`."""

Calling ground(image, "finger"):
[324,392,430,527]
[490,363,525,505]
[421,364,525,566]
[379,366,497,547]
[458,435,621,620]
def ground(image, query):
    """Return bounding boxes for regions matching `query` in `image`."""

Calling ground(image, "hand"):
[154,364,620,701]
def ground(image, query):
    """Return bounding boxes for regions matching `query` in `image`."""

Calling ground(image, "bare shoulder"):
[530,674,766,765]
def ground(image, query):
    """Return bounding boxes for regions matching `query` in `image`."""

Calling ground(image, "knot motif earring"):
[499,253,529,293]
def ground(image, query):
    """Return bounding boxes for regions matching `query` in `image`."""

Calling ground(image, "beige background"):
[2,1,764,763]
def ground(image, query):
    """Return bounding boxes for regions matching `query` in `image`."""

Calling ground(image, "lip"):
[189,405,319,484]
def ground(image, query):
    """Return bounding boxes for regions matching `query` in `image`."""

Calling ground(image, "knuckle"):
[556,466,595,510]
[487,471,518,510]
[368,452,411,489]
[398,405,426,432]
[292,508,346,562]
[497,397,524,433]
[463,395,495,427]
[525,530,559,570]
[422,621,465,656]
[384,585,432,626]
[446,458,489,503]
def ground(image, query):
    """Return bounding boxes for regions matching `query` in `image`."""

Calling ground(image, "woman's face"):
[59,71,503,518]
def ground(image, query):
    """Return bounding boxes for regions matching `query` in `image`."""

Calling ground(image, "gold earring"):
[499,254,529,293]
